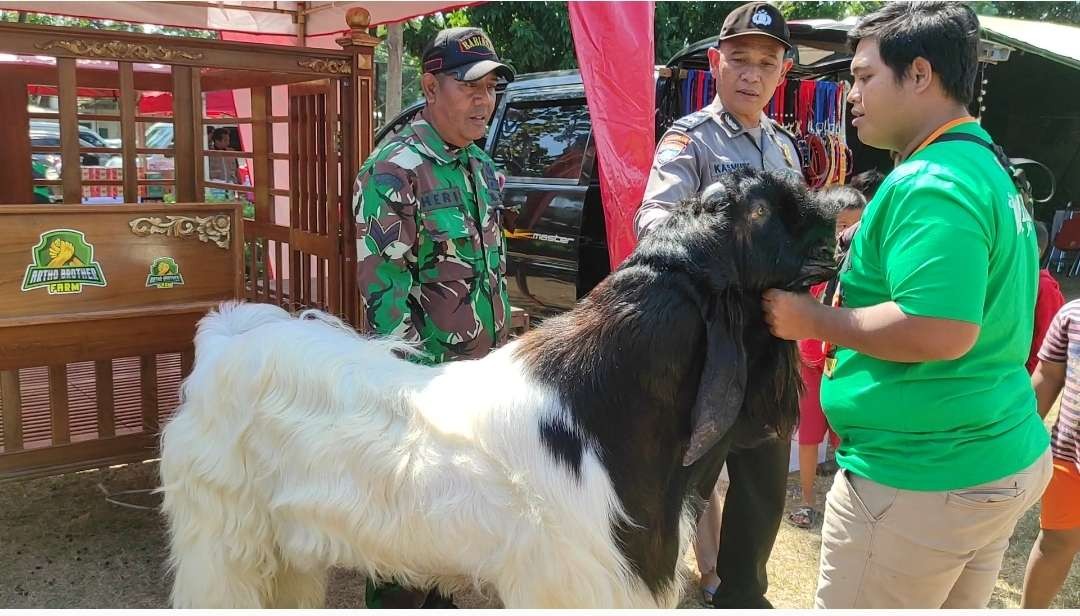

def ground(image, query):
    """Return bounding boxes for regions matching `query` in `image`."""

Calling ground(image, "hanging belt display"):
[674,69,852,188]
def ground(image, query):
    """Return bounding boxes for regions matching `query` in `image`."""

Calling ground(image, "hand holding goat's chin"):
[762,288,827,341]
[159,168,837,609]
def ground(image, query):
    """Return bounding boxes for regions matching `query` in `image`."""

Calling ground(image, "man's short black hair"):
[211,127,230,142]
[818,184,867,216]
[848,1,980,105]
[849,169,886,201]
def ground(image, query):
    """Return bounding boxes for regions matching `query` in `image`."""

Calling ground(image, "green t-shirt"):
[819,122,1049,491]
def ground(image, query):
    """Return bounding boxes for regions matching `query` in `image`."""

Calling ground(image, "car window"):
[491,101,591,180]
[79,130,107,148]
[145,124,174,149]
[32,136,96,147]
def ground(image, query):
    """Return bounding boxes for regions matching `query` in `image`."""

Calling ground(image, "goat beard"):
[743,337,801,440]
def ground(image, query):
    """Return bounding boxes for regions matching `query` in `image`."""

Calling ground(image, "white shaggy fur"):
[159,302,689,608]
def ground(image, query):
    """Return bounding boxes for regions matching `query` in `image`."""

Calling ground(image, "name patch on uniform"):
[656,134,691,165]
[419,187,464,212]
[712,161,750,175]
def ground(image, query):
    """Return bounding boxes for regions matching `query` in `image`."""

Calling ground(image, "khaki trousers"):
[816,449,1052,608]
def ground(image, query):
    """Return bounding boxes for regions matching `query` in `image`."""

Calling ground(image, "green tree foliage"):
[462,2,577,74]
[968,1,1080,25]
[654,2,748,64]
[392,0,1078,75]
[777,1,884,21]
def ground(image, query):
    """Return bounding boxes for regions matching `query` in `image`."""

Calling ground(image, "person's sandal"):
[701,585,717,607]
[786,505,817,529]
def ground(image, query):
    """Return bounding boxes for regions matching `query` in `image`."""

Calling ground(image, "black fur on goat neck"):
[513,168,836,599]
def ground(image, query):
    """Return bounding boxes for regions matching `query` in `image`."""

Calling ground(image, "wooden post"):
[386,22,404,119]
[173,66,197,203]
[1,370,23,451]
[119,62,139,203]
[0,77,33,204]
[58,58,82,204]
[338,8,381,329]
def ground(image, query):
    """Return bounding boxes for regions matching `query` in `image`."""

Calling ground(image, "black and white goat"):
[159,168,836,608]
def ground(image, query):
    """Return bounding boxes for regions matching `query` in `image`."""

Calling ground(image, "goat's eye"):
[751,204,768,221]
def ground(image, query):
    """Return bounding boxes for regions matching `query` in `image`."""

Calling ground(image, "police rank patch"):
[656,134,691,165]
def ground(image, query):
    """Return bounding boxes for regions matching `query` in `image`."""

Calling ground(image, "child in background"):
[1029,221,1064,375]
[786,184,868,529]
[1021,299,1080,607]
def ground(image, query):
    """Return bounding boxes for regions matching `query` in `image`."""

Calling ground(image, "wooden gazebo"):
[0,9,381,480]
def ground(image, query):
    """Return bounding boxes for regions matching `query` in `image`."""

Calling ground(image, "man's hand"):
[764,292,981,363]
[762,289,824,341]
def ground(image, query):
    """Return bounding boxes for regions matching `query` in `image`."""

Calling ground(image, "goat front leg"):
[170,536,274,608]
[269,564,328,608]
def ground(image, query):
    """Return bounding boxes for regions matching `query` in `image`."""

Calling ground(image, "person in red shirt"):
[787,184,868,529]
[1030,221,1064,375]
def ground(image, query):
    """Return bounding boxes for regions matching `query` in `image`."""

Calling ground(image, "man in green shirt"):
[762,2,1050,608]
[354,27,514,607]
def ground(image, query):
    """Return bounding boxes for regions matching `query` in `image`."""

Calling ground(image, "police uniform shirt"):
[635,96,803,237]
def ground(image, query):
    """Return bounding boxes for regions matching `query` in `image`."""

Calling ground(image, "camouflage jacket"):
[353,116,510,365]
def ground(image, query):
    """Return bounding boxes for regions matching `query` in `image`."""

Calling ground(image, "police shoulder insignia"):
[655,133,692,165]
[769,119,798,142]
[672,110,711,132]
[720,112,743,135]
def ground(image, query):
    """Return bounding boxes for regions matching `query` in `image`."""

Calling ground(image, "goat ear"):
[682,296,747,466]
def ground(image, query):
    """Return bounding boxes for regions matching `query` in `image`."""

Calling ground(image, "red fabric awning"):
[137,89,238,118]
[0,2,485,39]
[568,1,655,268]
[27,84,119,98]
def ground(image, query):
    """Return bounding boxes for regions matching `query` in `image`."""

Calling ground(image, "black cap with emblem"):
[718,2,792,50]
[422,27,516,82]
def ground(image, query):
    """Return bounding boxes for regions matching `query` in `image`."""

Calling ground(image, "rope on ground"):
[96,482,158,511]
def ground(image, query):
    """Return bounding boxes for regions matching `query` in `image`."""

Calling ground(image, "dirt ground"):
[4,276,1080,609]
[2,454,1077,609]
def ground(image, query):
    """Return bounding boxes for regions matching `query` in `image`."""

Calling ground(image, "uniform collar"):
[704,96,771,139]
[406,116,483,165]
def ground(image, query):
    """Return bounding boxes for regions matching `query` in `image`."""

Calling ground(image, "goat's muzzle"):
[784,247,839,292]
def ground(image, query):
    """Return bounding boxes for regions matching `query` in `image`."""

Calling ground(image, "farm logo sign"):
[146,257,185,289]
[21,229,107,295]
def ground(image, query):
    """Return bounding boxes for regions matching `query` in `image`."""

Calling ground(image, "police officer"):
[634,3,801,609]
[353,26,515,607]
[637,2,801,235]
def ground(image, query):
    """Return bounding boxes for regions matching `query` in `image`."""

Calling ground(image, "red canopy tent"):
[4,1,656,268]
[138,89,238,117]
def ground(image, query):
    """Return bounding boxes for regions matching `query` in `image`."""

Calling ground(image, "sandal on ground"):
[787,505,817,529]
[701,586,717,607]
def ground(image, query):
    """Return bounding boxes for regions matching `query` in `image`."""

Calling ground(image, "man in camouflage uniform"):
[635,3,803,609]
[353,26,515,607]
[356,27,515,366]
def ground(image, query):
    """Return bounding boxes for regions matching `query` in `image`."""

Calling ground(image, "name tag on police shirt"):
[711,160,750,178]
